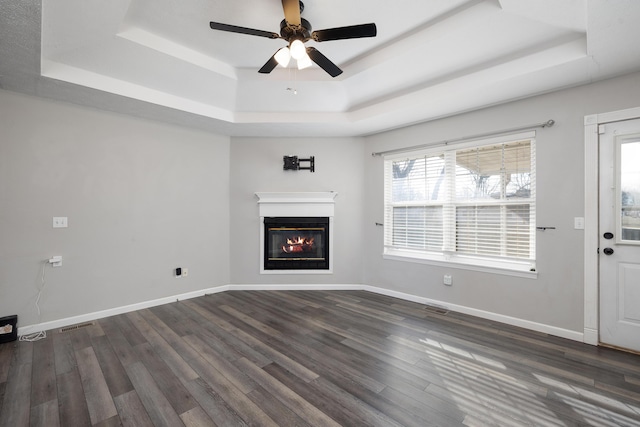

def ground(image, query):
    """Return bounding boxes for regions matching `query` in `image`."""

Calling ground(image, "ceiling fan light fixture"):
[275,47,291,67]
[297,53,312,70]
[290,39,306,60]
[209,4,377,78]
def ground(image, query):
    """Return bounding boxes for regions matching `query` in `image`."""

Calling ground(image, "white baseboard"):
[226,284,363,291]
[362,285,585,342]
[18,285,231,336]
[583,327,599,345]
[19,283,585,344]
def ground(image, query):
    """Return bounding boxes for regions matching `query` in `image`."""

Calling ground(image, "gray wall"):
[0,90,231,327]
[229,137,365,285]
[4,70,640,336]
[363,71,640,333]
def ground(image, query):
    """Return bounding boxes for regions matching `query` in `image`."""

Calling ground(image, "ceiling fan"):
[209,0,377,77]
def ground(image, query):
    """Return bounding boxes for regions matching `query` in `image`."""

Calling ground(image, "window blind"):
[384,137,535,267]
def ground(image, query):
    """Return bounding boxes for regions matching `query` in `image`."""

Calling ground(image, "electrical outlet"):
[49,255,63,267]
[443,275,453,286]
[182,268,188,277]
[53,217,68,228]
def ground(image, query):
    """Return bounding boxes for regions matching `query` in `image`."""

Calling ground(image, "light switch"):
[53,217,68,228]
[574,217,584,230]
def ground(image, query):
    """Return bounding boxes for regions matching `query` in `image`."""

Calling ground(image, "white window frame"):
[383,131,537,278]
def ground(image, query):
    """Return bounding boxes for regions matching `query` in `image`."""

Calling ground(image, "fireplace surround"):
[263,216,329,270]
[256,192,337,274]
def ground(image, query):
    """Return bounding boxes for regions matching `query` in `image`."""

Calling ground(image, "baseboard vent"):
[424,304,449,315]
[60,322,95,333]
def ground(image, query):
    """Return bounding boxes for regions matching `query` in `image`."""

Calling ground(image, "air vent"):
[424,304,449,315]
[59,322,95,333]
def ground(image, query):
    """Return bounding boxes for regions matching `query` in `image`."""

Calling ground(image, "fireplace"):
[256,192,337,274]
[264,217,329,270]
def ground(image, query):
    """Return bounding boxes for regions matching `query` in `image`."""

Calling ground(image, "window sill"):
[383,249,538,279]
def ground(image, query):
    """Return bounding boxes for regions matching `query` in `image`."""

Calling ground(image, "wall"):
[4,71,640,337]
[363,71,640,335]
[229,137,365,285]
[0,90,231,328]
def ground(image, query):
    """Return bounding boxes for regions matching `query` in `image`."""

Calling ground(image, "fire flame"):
[282,236,314,253]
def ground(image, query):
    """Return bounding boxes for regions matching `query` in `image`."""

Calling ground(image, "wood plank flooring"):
[2,290,640,426]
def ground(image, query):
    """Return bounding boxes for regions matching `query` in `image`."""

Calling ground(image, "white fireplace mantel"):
[256,192,337,274]
[256,192,337,218]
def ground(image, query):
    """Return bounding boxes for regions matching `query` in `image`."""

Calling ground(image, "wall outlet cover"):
[53,217,68,228]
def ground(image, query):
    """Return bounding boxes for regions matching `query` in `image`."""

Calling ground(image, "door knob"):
[603,247,614,255]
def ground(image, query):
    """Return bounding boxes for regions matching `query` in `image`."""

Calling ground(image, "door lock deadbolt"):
[603,232,614,240]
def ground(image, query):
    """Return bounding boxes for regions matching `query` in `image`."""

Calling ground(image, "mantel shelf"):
[255,192,338,205]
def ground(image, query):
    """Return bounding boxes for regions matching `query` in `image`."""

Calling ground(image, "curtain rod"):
[371,119,555,157]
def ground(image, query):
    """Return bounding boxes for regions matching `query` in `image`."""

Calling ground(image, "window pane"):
[621,141,640,241]
[506,173,531,199]
[456,147,503,200]
[456,142,531,200]
[392,206,443,250]
[391,156,446,202]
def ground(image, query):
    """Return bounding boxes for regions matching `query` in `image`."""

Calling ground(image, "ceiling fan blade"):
[312,23,377,42]
[306,47,342,77]
[209,22,280,39]
[258,52,280,74]
[281,0,301,26]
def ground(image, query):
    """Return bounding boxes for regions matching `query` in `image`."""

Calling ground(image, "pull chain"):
[286,66,298,95]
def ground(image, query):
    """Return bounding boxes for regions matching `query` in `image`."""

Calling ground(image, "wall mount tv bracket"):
[283,155,314,172]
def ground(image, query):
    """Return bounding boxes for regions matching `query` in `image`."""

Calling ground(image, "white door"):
[599,118,640,352]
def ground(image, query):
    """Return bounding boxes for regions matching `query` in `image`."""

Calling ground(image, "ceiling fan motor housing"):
[280,18,312,42]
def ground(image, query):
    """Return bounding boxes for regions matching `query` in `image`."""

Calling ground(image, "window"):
[384,133,536,273]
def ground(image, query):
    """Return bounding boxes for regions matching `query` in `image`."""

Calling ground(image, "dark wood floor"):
[1,290,640,426]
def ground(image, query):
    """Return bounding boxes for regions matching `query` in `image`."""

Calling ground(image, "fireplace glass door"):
[264,217,329,270]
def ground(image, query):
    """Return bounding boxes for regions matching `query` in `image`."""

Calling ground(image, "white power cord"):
[19,260,48,342]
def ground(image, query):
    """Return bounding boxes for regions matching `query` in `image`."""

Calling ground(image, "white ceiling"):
[2,0,640,137]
